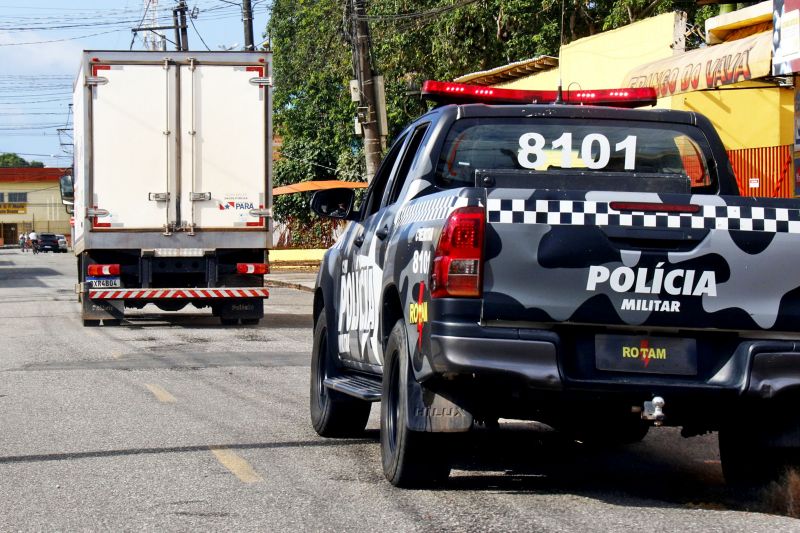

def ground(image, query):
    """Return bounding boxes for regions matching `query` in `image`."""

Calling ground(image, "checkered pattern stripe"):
[486,198,800,233]
[397,196,457,226]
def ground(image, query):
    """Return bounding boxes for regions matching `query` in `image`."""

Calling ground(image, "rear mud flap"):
[404,354,473,433]
[82,297,124,320]
[212,299,264,319]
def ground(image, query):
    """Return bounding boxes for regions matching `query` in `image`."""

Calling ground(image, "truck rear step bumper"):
[89,288,270,299]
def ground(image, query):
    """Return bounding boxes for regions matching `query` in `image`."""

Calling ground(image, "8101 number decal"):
[518,132,637,170]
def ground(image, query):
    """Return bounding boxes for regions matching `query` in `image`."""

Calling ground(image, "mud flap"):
[212,299,264,320]
[402,350,473,433]
[82,296,124,320]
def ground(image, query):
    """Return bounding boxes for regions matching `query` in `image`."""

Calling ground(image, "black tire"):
[241,318,260,326]
[719,424,773,487]
[381,319,451,488]
[719,399,800,488]
[310,307,371,437]
[220,317,239,326]
[103,319,122,327]
[83,319,100,327]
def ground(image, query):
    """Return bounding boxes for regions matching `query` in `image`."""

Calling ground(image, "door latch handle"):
[189,192,211,201]
[354,234,364,247]
[376,225,389,240]
[148,192,170,202]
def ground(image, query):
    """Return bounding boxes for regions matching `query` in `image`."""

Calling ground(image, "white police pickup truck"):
[309,81,800,487]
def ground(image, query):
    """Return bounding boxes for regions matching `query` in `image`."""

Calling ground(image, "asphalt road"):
[0,248,797,531]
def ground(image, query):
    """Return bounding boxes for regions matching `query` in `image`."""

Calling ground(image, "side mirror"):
[310,188,356,220]
[59,173,74,214]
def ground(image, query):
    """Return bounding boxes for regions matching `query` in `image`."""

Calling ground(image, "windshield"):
[436,118,713,190]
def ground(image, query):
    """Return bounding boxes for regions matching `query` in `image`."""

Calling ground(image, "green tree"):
[266,0,713,243]
[0,153,44,168]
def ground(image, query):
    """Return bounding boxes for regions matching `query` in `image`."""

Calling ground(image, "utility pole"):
[351,0,382,181]
[178,1,189,51]
[172,6,182,51]
[242,0,255,50]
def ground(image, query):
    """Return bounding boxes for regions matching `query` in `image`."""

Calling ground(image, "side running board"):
[324,374,382,402]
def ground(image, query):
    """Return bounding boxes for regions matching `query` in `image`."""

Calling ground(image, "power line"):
[0,28,122,47]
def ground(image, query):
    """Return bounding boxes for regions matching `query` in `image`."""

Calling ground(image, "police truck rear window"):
[436,118,713,189]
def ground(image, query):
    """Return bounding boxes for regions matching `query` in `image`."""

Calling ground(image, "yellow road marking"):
[210,446,263,484]
[144,383,177,403]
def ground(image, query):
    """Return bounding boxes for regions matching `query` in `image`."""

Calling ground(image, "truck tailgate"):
[483,189,800,333]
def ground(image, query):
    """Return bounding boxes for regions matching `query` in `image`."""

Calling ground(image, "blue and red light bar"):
[421,80,657,109]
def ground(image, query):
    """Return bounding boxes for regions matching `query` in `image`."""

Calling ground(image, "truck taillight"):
[237,263,269,275]
[87,264,120,277]
[432,206,485,298]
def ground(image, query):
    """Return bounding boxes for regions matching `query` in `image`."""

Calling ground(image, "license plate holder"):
[86,277,121,288]
[595,334,697,375]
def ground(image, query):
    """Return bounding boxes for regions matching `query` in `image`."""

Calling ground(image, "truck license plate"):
[595,334,697,375]
[86,277,121,288]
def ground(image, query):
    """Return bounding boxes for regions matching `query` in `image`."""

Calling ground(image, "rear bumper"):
[88,287,269,299]
[428,322,800,400]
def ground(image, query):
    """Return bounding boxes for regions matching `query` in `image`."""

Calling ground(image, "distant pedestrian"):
[28,231,38,254]
[18,233,25,252]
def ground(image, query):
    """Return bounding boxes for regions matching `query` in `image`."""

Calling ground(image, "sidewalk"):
[265,249,323,292]
[264,270,317,292]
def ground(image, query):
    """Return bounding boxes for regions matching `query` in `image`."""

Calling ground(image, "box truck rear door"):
[179,63,268,231]
[90,63,175,231]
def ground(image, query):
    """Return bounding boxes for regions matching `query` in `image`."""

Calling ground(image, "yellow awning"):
[623,31,773,97]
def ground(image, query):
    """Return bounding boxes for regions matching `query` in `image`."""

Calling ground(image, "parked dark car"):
[37,233,61,253]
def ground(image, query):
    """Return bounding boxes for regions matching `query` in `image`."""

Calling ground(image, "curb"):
[264,279,315,293]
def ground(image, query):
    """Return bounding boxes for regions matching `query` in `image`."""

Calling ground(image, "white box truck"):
[64,50,273,326]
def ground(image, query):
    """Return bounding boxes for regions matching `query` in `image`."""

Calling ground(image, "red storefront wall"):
[726,145,794,198]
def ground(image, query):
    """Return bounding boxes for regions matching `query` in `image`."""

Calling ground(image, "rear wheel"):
[310,307,370,437]
[381,319,451,487]
[103,319,121,327]
[220,317,239,326]
[83,319,100,327]
[241,318,260,326]
[720,399,800,487]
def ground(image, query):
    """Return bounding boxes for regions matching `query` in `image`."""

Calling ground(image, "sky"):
[0,0,270,167]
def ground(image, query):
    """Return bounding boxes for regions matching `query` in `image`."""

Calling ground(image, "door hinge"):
[190,192,211,201]
[248,208,273,218]
[85,76,109,87]
[248,77,273,87]
[86,208,109,217]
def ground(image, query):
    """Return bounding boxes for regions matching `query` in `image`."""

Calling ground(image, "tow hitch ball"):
[640,396,666,426]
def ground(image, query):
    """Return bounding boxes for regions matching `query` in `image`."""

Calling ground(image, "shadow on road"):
[345,424,778,514]
[0,438,374,465]
[118,313,310,329]
[0,267,62,288]
[422,424,773,514]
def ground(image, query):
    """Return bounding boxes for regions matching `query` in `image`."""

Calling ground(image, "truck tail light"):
[432,206,485,298]
[87,264,120,277]
[237,263,269,275]
[421,80,657,108]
